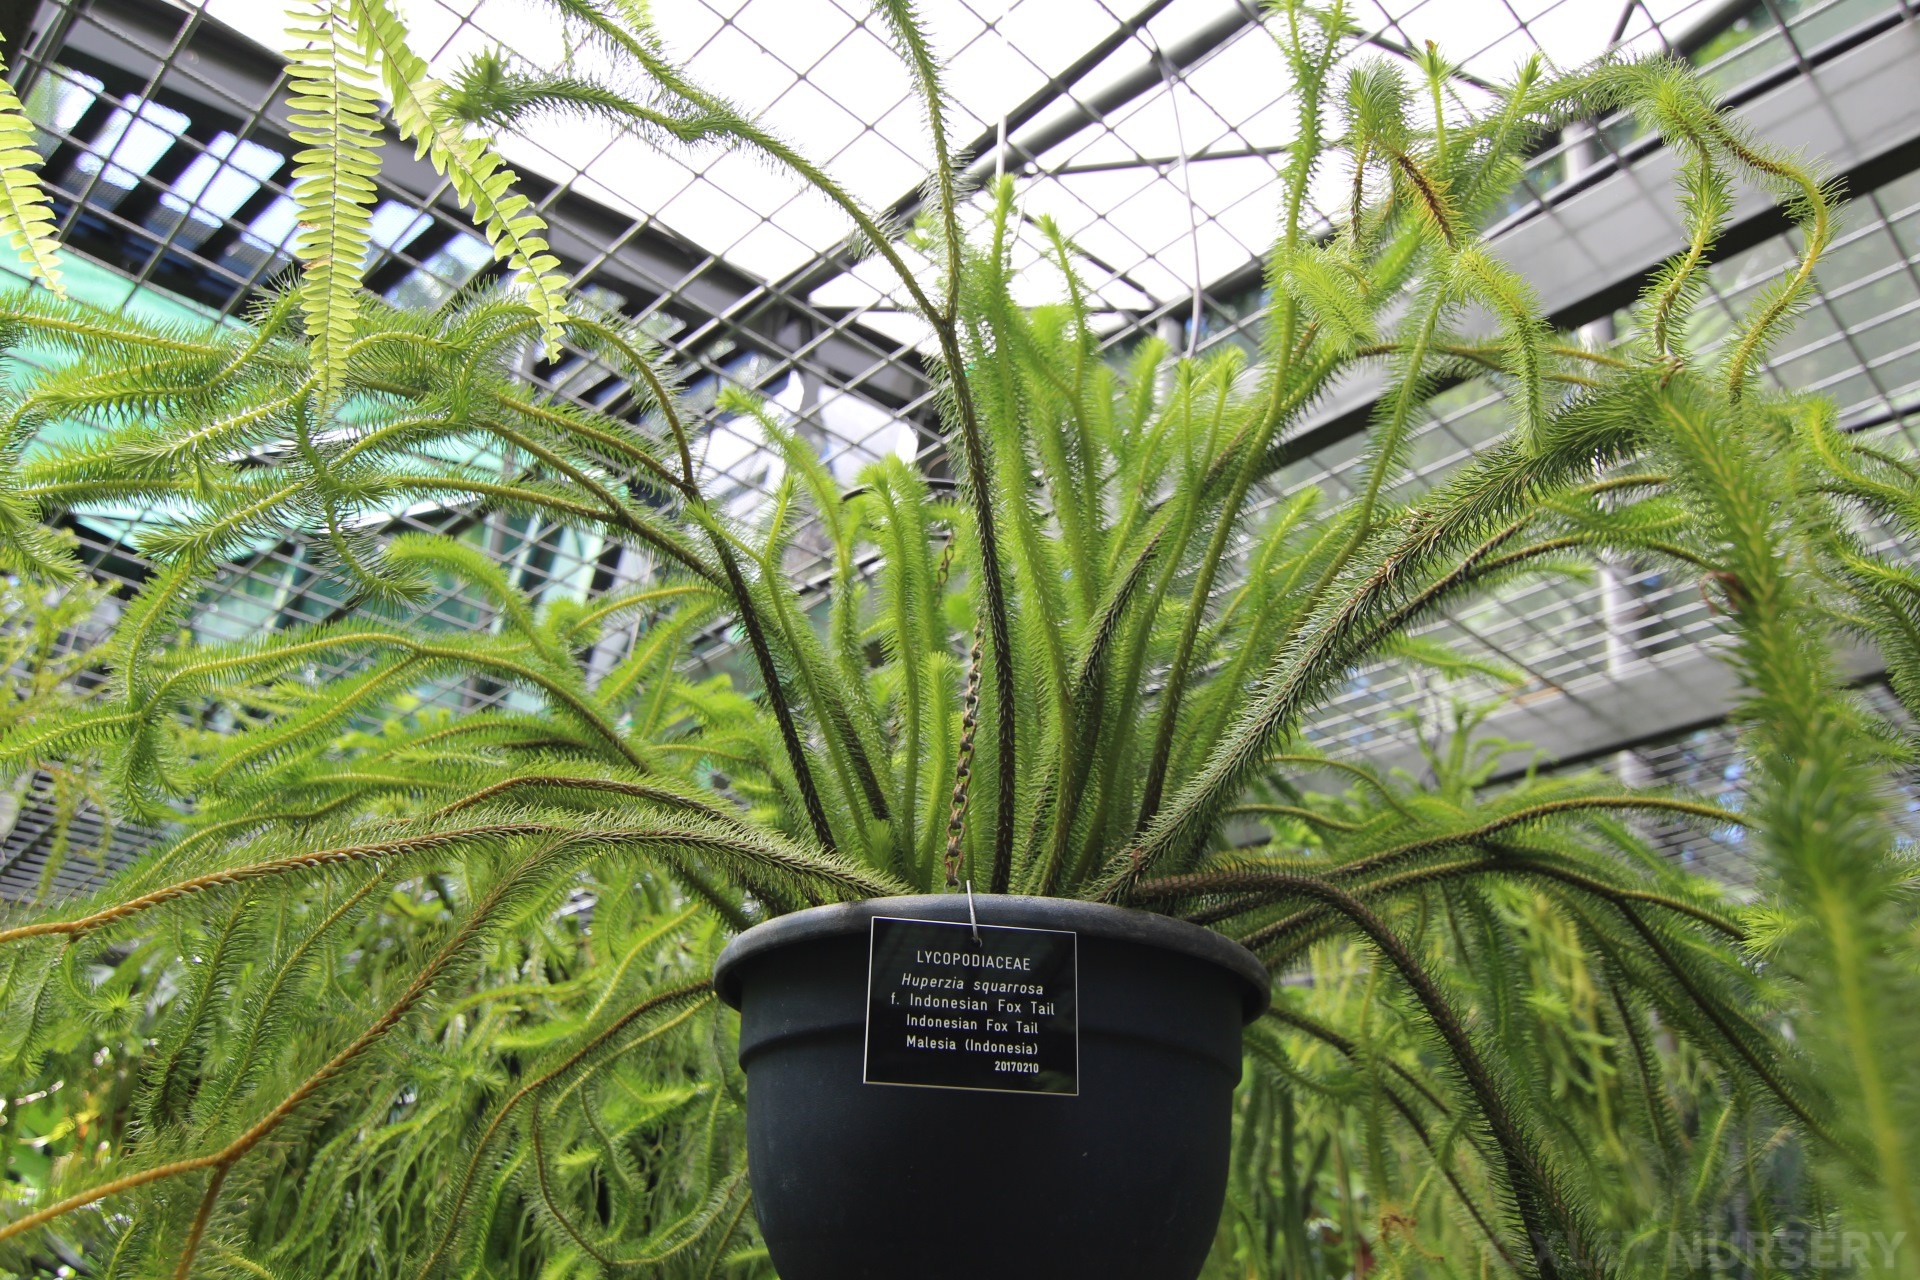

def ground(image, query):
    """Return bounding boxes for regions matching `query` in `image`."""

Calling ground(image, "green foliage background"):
[0,1,1915,1276]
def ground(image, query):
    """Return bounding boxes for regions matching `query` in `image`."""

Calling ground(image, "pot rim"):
[713,893,1271,1023]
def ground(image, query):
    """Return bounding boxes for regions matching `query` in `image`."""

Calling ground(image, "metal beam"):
[0,0,41,64]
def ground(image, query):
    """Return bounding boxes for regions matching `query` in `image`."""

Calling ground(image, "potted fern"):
[1,0,1917,1276]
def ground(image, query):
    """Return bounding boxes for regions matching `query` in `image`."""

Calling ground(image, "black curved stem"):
[1256,873,1589,1280]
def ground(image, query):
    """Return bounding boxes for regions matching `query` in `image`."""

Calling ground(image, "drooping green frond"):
[0,52,64,296]
[283,0,385,405]
[1450,247,1554,444]
[1645,376,1920,1250]
[1279,242,1377,347]
[0,8,1907,1277]
[349,0,569,353]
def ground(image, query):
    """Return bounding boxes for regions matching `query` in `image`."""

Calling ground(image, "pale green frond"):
[283,0,386,405]
[349,0,569,354]
[0,52,64,296]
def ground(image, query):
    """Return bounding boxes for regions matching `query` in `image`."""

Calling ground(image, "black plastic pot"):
[713,894,1270,1280]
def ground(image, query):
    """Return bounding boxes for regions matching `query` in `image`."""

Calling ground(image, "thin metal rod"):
[1153,40,1203,359]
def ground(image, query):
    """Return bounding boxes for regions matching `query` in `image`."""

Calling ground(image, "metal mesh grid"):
[1552,682,1920,891]
[0,772,156,902]
[2,0,1918,895]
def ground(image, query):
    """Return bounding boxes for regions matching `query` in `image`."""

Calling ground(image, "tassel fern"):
[0,52,63,296]
[347,0,569,353]
[0,4,1912,1276]
[283,0,385,406]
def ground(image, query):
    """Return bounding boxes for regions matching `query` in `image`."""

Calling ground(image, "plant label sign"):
[863,916,1078,1096]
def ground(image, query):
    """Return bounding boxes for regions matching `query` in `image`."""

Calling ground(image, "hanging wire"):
[1149,37,1204,359]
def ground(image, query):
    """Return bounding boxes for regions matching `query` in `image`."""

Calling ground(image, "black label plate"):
[863,916,1078,1095]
